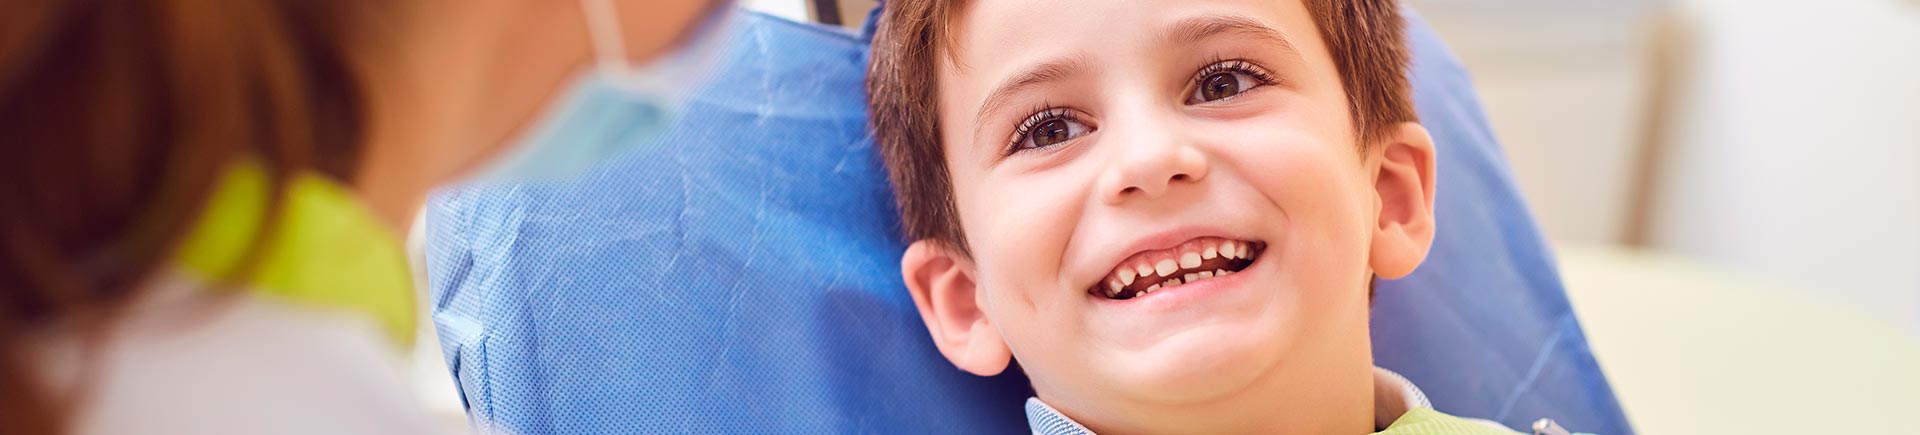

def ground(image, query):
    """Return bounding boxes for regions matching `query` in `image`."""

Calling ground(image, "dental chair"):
[421,6,1634,434]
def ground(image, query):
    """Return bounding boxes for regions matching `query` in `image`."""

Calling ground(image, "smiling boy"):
[866,0,1522,433]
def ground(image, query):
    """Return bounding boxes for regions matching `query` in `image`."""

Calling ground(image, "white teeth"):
[1108,240,1260,299]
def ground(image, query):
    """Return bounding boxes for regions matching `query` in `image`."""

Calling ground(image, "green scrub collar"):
[173,162,416,345]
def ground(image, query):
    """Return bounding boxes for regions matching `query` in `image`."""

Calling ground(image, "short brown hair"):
[867,0,1416,251]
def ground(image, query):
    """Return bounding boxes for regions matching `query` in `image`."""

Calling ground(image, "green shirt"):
[1377,407,1525,435]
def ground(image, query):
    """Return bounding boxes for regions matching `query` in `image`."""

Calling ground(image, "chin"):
[1098,318,1297,404]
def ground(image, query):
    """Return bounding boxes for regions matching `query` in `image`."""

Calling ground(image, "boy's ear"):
[901,240,1013,376]
[1368,122,1438,280]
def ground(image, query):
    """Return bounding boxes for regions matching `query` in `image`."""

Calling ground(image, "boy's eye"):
[1009,107,1091,154]
[1031,118,1074,146]
[1196,71,1247,101]
[1187,59,1276,104]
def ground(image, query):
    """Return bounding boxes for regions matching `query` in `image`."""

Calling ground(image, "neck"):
[1076,367,1375,435]
[350,2,462,231]
[350,1,591,230]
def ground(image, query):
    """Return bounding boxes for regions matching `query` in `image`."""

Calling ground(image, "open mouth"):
[1092,237,1267,300]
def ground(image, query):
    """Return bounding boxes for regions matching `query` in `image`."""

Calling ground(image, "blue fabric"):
[425,8,1632,435]
[1371,12,1632,435]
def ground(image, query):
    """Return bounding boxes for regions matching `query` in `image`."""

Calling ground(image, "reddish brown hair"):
[0,1,372,433]
[866,0,1415,252]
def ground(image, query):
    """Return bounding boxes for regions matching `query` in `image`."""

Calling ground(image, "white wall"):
[1409,1,1662,245]
[1648,0,1920,332]
[742,0,810,23]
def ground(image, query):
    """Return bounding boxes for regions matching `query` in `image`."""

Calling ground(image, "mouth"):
[1091,236,1267,300]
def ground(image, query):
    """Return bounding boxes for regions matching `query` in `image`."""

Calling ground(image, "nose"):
[1098,115,1209,205]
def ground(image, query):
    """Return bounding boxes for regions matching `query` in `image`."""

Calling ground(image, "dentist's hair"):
[866,0,1416,255]
[0,1,372,433]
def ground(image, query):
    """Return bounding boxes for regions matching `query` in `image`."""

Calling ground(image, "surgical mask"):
[465,0,733,184]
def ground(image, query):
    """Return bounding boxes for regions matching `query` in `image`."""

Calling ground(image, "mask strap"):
[579,0,632,77]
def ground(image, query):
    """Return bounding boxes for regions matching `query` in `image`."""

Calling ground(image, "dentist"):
[0,0,730,434]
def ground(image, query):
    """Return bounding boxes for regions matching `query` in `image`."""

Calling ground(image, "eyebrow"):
[1161,14,1303,57]
[971,56,1086,139]
[965,15,1302,140]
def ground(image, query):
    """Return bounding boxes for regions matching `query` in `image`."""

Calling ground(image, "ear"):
[901,240,1013,376]
[1368,122,1438,280]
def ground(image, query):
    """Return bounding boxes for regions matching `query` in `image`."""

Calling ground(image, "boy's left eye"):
[1186,59,1276,104]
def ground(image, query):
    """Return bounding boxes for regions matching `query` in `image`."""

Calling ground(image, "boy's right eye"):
[1008,107,1092,154]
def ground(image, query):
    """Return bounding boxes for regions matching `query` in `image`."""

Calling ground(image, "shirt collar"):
[1372,366,1431,429]
[172,162,416,345]
[1023,367,1430,435]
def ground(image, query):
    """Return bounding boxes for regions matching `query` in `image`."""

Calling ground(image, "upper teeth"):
[1097,238,1260,299]
[1154,259,1178,277]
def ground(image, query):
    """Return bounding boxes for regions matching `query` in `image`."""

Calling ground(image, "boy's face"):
[901,0,1434,430]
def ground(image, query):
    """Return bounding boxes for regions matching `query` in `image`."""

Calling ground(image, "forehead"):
[954,0,1310,43]
[934,0,1335,132]
[942,0,1326,70]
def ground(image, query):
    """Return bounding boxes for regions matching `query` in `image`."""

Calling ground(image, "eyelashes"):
[1013,107,1079,141]
[1193,59,1278,89]
[1003,58,1278,156]
[1188,58,1278,104]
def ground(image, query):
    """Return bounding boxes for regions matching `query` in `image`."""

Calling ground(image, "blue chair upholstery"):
[1372,11,1631,434]
[424,8,1632,435]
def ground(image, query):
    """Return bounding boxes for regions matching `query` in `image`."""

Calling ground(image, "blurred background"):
[724,0,1920,432]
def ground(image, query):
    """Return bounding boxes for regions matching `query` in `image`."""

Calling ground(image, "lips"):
[1092,237,1266,300]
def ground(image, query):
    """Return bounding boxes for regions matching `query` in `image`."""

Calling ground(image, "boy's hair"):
[867,0,1416,253]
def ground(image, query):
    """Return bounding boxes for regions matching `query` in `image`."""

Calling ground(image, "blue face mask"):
[465,0,733,184]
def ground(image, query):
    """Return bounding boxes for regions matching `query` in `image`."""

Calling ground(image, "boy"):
[867,0,1527,433]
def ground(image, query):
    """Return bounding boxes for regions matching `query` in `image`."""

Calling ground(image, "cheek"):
[949,155,1093,326]
[1214,118,1374,292]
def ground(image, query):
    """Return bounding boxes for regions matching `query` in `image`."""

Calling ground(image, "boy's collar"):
[1373,366,1432,429]
[1022,367,1432,435]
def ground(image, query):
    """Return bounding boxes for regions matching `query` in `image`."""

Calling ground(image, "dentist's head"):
[0,0,728,433]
